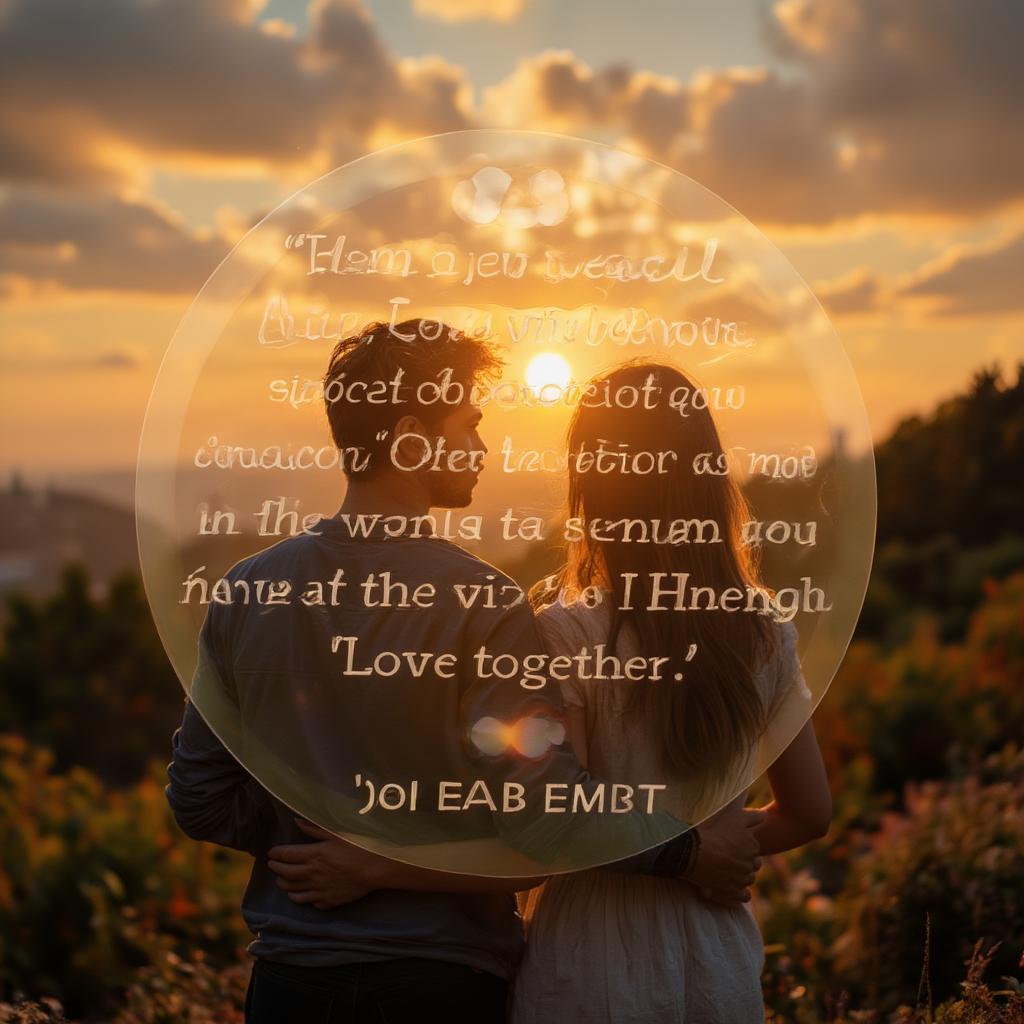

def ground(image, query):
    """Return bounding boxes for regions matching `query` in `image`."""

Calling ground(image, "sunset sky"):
[1,0,1022,490]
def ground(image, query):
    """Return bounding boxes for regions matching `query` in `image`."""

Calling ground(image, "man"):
[166,319,764,1023]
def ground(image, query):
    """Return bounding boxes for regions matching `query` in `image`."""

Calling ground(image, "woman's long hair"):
[533,361,774,783]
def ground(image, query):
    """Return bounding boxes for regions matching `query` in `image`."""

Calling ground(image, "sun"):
[525,352,573,396]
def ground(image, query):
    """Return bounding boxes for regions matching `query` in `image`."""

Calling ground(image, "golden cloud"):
[813,228,1024,321]
[0,0,1021,308]
[412,0,531,22]
[814,270,884,319]
[485,0,1024,226]
[0,186,236,296]
[0,0,472,187]
[897,231,1024,318]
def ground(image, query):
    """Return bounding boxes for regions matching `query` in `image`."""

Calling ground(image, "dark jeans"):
[244,957,510,1024]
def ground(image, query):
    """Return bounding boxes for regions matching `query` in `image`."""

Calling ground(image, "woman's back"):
[535,597,813,822]
[509,597,813,1024]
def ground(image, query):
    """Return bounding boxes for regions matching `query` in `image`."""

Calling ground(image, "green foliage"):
[0,999,69,1023]
[955,573,1024,754]
[110,951,249,1024]
[757,748,1024,1021]
[811,573,1024,809]
[0,736,250,1020]
[860,533,1024,647]
[874,365,1024,549]
[0,565,184,786]
[753,575,1024,1019]
[934,940,1024,1024]
[851,363,1024,649]
[831,748,1024,1013]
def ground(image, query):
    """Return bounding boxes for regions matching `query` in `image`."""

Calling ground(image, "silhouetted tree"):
[0,564,184,785]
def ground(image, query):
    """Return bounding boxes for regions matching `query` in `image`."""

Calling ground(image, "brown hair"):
[533,361,774,782]
[323,319,503,476]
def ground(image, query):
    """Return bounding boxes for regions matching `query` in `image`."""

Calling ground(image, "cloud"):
[0,185,234,295]
[0,0,1020,311]
[815,269,885,318]
[676,68,853,225]
[92,350,140,369]
[484,56,855,224]
[764,0,1024,218]
[0,0,472,187]
[896,231,1024,317]
[811,228,1024,321]
[484,52,688,146]
[412,0,530,22]
[484,0,1024,225]
[3,0,1019,226]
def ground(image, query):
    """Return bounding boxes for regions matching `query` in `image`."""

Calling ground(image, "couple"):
[166,318,831,1023]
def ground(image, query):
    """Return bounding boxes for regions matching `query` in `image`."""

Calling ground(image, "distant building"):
[0,475,140,598]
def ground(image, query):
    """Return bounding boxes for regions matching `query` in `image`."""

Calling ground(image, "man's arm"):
[268,818,547,909]
[165,599,277,856]
[166,698,277,856]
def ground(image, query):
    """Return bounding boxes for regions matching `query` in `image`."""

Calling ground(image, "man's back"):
[167,514,541,977]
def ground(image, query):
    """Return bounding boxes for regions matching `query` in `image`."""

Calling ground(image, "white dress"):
[510,599,814,1024]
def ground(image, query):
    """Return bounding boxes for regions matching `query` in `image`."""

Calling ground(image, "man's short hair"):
[323,318,503,477]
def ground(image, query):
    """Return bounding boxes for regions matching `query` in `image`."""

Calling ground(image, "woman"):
[509,362,832,1024]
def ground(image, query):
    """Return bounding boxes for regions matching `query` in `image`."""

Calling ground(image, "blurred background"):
[1,0,1022,1020]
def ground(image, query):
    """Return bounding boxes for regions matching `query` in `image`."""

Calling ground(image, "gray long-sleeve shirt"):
[168,699,529,978]
[166,514,688,978]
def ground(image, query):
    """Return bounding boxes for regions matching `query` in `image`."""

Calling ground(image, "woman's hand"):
[268,818,386,910]
[682,803,765,907]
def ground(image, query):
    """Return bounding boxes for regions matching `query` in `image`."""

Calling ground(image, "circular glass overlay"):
[137,130,875,877]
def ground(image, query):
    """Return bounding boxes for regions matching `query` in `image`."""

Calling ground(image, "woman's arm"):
[749,718,832,855]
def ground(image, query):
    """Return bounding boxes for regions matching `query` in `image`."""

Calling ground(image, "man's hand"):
[682,803,765,908]
[268,818,385,910]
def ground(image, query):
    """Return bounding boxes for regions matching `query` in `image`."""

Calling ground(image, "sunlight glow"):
[525,352,573,396]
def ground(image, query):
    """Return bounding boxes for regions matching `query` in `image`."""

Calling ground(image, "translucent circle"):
[137,130,875,877]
